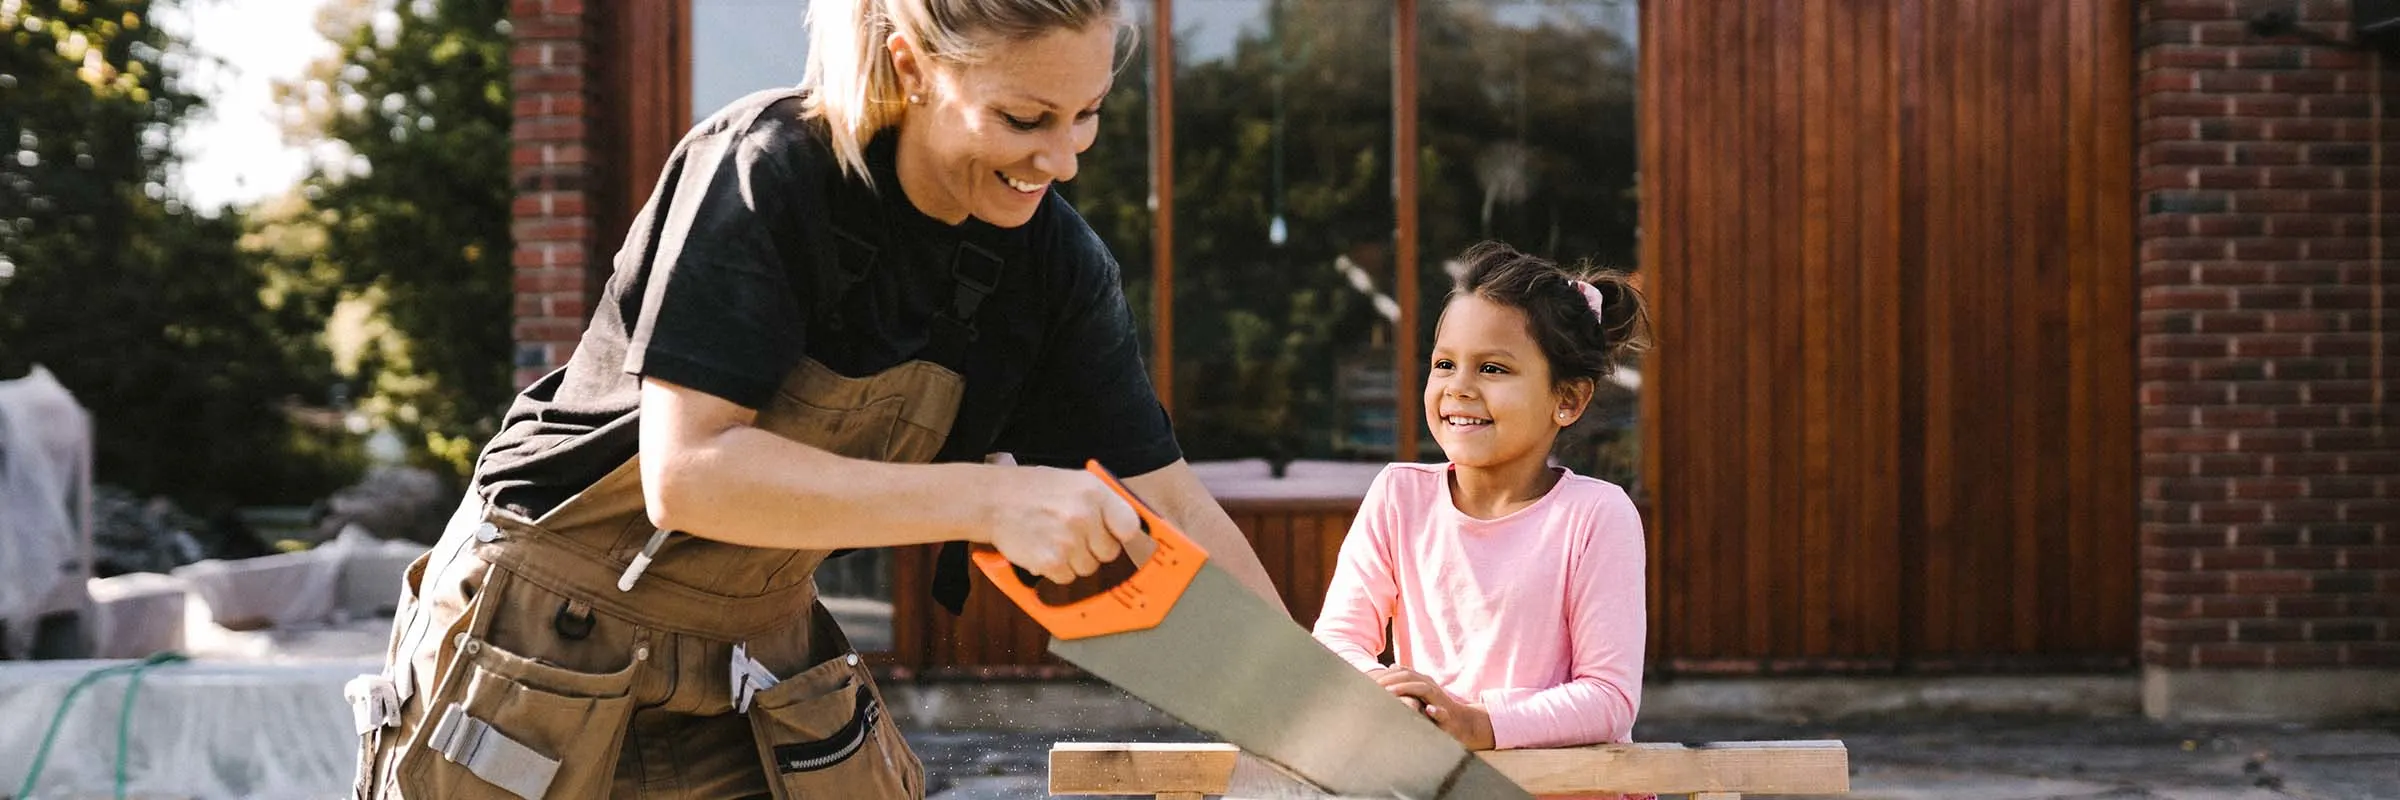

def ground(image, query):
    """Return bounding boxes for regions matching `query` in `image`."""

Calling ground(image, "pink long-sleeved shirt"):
[1311,462,1646,750]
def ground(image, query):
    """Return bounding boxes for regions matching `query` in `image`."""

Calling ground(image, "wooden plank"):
[1048,742,1240,795]
[1961,0,2000,655]
[1863,0,1906,658]
[1811,0,1853,659]
[1745,0,1781,657]
[1891,0,1928,665]
[1478,740,1850,796]
[2091,0,2140,655]
[1913,0,1956,660]
[1636,0,1669,669]
[1048,741,1851,796]
[2006,0,2041,656]
[1669,0,1709,659]
[2032,0,2071,654]
[2062,0,2096,655]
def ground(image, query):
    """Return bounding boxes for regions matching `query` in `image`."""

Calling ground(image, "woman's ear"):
[1553,378,1598,427]
[886,32,927,100]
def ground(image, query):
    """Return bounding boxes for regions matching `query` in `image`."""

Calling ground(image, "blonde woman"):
[346,0,1282,796]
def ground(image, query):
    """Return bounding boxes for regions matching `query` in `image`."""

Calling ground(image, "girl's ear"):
[1553,378,1598,428]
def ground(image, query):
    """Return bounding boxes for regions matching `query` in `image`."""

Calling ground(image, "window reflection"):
[1169,0,1397,465]
[1055,3,1156,364]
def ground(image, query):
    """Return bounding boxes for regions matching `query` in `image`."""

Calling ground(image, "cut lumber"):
[1048,740,1850,797]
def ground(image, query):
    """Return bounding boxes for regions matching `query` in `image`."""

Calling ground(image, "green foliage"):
[0,0,360,512]
[281,0,511,478]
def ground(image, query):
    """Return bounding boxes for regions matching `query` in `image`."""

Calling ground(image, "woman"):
[345,0,1283,796]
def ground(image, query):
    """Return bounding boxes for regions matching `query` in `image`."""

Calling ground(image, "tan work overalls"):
[346,106,1017,797]
[347,355,958,798]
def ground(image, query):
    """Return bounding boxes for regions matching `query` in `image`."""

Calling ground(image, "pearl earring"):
[907,93,923,105]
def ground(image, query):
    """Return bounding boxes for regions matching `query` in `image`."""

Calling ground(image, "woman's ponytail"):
[802,0,907,183]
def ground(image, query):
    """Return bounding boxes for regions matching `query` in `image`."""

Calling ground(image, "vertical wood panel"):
[1645,0,2137,669]
[1745,0,1780,656]
[2091,0,2140,655]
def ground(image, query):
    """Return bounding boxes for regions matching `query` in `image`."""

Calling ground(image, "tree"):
[0,0,356,511]
[282,0,511,477]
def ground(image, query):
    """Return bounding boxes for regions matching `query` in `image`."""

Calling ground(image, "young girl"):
[1313,240,1650,758]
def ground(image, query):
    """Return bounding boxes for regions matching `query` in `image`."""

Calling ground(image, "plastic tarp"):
[85,572,189,660]
[170,527,425,632]
[0,365,95,657]
[0,659,362,799]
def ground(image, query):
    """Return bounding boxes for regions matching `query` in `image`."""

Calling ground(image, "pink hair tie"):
[1572,279,1608,320]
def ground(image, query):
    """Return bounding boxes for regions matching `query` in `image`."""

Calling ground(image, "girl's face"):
[890,21,1117,228]
[1424,295,1580,471]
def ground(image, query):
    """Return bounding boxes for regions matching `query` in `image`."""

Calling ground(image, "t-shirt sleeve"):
[1312,465,1404,673]
[619,120,809,410]
[994,223,1183,477]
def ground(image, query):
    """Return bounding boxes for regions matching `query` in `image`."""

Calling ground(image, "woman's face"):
[891,21,1118,228]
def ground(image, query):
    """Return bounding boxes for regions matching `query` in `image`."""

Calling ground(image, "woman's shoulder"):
[682,88,830,172]
[1023,192,1117,277]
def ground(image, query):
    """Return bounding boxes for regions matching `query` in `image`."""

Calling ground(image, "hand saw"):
[971,461,1532,800]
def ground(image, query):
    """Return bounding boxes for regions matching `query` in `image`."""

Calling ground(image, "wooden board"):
[1049,742,1242,795]
[1049,740,1850,796]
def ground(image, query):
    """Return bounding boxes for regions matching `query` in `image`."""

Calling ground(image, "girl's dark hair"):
[1448,240,1651,392]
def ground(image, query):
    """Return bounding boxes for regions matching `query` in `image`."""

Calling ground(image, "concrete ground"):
[911,714,2400,799]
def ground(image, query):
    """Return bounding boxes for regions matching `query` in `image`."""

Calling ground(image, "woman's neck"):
[891,125,969,225]
[1446,455,1561,520]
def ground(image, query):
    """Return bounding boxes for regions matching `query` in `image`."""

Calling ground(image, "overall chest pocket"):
[756,357,962,465]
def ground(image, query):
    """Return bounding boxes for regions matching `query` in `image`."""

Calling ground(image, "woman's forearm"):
[645,423,1001,550]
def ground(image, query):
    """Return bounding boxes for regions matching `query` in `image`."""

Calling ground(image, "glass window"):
[692,0,811,121]
[1169,0,1397,466]
[1418,0,1641,485]
[1055,2,1157,365]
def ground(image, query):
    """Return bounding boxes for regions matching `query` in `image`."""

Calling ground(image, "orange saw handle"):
[969,460,1209,640]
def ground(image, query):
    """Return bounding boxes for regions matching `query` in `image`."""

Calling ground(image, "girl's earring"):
[908,93,924,105]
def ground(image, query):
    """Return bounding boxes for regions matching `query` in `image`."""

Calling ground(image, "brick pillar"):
[508,0,600,388]
[2136,0,2397,720]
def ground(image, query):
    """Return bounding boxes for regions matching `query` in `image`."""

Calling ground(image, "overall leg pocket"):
[394,629,646,799]
[746,653,923,800]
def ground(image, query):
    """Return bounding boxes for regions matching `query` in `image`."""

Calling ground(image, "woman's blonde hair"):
[802,0,1122,183]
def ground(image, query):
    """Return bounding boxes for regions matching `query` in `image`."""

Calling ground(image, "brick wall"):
[507,0,599,388]
[2136,0,2395,671]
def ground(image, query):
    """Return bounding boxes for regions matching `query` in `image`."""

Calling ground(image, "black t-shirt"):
[476,89,1181,517]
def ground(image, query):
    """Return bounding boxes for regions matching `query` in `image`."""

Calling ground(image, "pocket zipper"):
[769,691,879,774]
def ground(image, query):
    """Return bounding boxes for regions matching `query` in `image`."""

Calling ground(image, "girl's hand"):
[982,466,1145,584]
[1370,667,1497,750]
